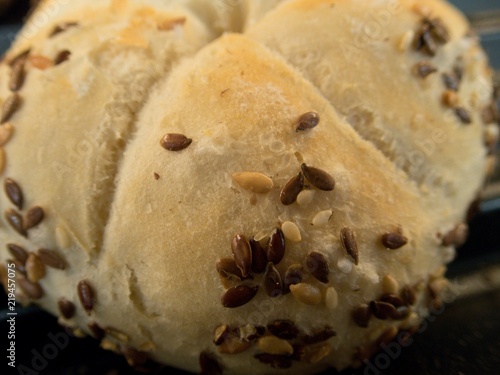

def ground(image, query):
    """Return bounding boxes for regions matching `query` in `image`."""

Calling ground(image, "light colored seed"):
[312,210,333,227]
[218,336,252,354]
[232,172,273,194]
[429,278,449,299]
[398,30,415,52]
[431,266,446,280]
[0,123,14,146]
[281,221,301,242]
[325,287,338,310]
[29,55,53,70]
[297,189,315,206]
[101,339,119,353]
[55,225,71,249]
[257,336,294,355]
[289,283,322,305]
[337,257,353,274]
[106,327,129,343]
[26,253,46,282]
[303,343,331,364]
[381,275,399,295]
[0,147,5,175]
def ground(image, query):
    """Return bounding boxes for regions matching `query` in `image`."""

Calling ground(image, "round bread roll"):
[0,0,497,374]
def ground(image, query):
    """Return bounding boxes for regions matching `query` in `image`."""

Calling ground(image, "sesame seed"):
[398,30,415,52]
[231,234,252,277]
[312,209,333,227]
[199,351,223,375]
[303,327,336,345]
[289,283,322,305]
[296,189,315,206]
[296,111,320,132]
[304,251,329,284]
[54,50,71,65]
[428,278,448,299]
[9,58,26,92]
[37,248,67,270]
[160,133,192,151]
[258,336,294,356]
[301,163,335,191]
[454,107,472,124]
[376,327,399,347]
[18,276,44,299]
[220,284,258,308]
[1,93,21,123]
[340,226,359,265]
[232,172,273,194]
[337,257,353,273]
[280,172,304,205]
[4,178,23,210]
[77,280,95,314]
[266,228,285,265]
[58,298,76,319]
[352,304,371,328]
[413,61,437,78]
[7,243,28,264]
[325,287,339,310]
[254,353,292,369]
[381,275,399,295]
[281,221,301,242]
[25,253,45,282]
[250,238,267,274]
[50,22,79,38]
[106,327,129,343]
[24,206,45,231]
[381,232,408,249]
[5,208,27,237]
[283,264,303,294]
[267,320,299,340]
[0,123,14,146]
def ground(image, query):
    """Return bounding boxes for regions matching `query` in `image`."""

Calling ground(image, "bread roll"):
[0,0,496,374]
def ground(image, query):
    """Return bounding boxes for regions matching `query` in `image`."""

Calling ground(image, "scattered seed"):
[254,353,292,369]
[88,322,105,339]
[340,227,359,265]
[55,225,71,249]
[296,111,320,132]
[263,262,283,298]
[267,320,299,340]
[398,30,415,51]
[160,133,192,152]
[24,206,45,231]
[58,298,76,319]
[301,163,335,191]
[54,50,71,65]
[290,283,322,305]
[442,72,460,92]
[413,18,449,56]
[280,172,304,205]
[232,172,273,194]
[482,102,499,124]
[213,325,230,346]
[25,253,45,282]
[0,123,14,146]
[381,232,408,249]
[429,278,448,299]
[312,210,333,227]
[382,275,399,295]
[258,336,294,355]
[414,61,437,78]
[7,243,28,264]
[414,27,437,56]
[1,93,21,123]
[221,285,258,308]
[18,276,43,299]
[300,343,331,364]
[266,228,285,265]
[304,251,329,284]
[4,178,23,210]
[325,287,338,310]
[9,59,26,92]
[250,238,267,274]
[238,324,265,342]
[283,264,303,294]
[199,351,223,375]
[442,223,469,247]
[370,301,397,320]
[393,305,411,320]
[37,248,67,270]
[218,335,252,354]
[5,208,27,237]
[50,22,79,37]
[29,55,53,70]
[402,285,417,306]
[297,189,315,206]
[380,294,405,308]
[303,327,336,345]
[153,172,160,180]
[77,280,95,314]
[231,234,252,277]
[428,18,450,43]
[281,221,301,242]
[352,304,371,328]
[216,258,247,281]
[106,327,129,343]
[454,107,472,124]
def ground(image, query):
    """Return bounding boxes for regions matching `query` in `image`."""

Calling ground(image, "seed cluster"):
[413,17,450,56]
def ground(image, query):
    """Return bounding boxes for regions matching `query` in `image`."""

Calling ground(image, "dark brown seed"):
[9,59,26,92]
[280,172,304,205]
[340,226,359,265]
[296,111,320,132]
[393,305,411,320]
[231,234,252,278]
[352,304,371,328]
[301,163,335,191]
[1,93,21,123]
[254,353,292,369]
[414,61,437,78]
[442,223,469,247]
[266,228,285,265]
[37,249,67,270]
[160,133,192,151]
[8,258,26,275]
[24,206,45,231]
[379,294,405,308]
[283,264,303,294]
[370,301,397,320]
[54,50,71,65]
[88,322,105,339]
[221,285,258,308]
[267,320,299,340]
[7,243,28,263]
[121,347,149,368]
[381,232,408,250]
[304,251,329,283]
[4,178,23,210]
[8,49,30,68]
[50,22,79,38]
[402,285,417,306]
[417,29,437,56]
[482,103,499,125]
[303,326,336,345]
[442,72,460,91]
[213,325,231,346]
[5,209,27,237]
[153,172,160,180]
[263,262,283,298]
[199,351,223,375]
[58,298,76,319]
[77,280,95,314]
[250,238,267,274]
[428,18,450,44]
[454,107,472,124]
[18,276,43,299]
[216,258,246,281]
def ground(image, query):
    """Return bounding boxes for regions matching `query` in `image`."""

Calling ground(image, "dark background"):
[1,1,500,375]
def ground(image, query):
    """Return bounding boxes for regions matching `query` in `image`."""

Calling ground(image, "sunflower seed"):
[7,243,28,264]
[1,93,21,123]
[9,59,26,92]
[37,249,67,270]
[254,353,292,369]
[54,50,71,65]
[232,172,273,194]
[281,221,301,242]
[301,163,335,191]
[250,238,267,274]
[5,208,26,237]
[381,232,408,249]
[267,320,299,340]
[0,123,14,146]
[24,206,45,231]
[5,177,23,209]
[78,280,95,314]
[340,227,359,265]
[50,22,79,37]
[280,172,304,205]
[325,287,338,310]
[454,107,472,124]
[257,336,294,355]
[58,298,76,319]
[283,264,303,294]
[221,285,258,308]
[26,253,45,282]
[303,327,336,345]
[18,276,43,299]
[266,228,285,265]
[231,234,252,277]
[304,251,329,283]
[414,61,437,78]
[296,111,320,132]
[199,351,222,375]
[296,189,315,206]
[160,133,192,151]
[290,283,322,305]
[88,322,105,340]
[352,304,371,328]
[263,262,283,298]
[312,210,333,227]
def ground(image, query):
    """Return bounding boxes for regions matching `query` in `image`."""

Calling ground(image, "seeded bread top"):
[0,0,494,374]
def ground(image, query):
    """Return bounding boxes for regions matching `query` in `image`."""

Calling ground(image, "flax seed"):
[304,251,329,283]
[50,22,79,37]
[280,172,304,205]
[160,133,192,151]
[266,228,285,265]
[7,243,28,263]
[5,208,26,237]
[54,50,71,65]
[37,249,66,270]
[263,262,283,297]
[296,111,320,132]
[283,264,303,294]
[9,59,25,92]
[254,353,292,369]
[1,93,21,123]
[250,238,267,274]
[340,226,359,265]
[231,234,252,277]
[58,298,76,319]
[221,285,258,308]
[5,177,23,209]
[413,61,437,78]
[78,280,95,314]
[24,206,45,231]
[267,320,299,340]
[352,304,371,328]
[301,163,335,191]
[303,327,336,345]
[381,232,408,249]
[18,276,43,299]
[454,107,472,124]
